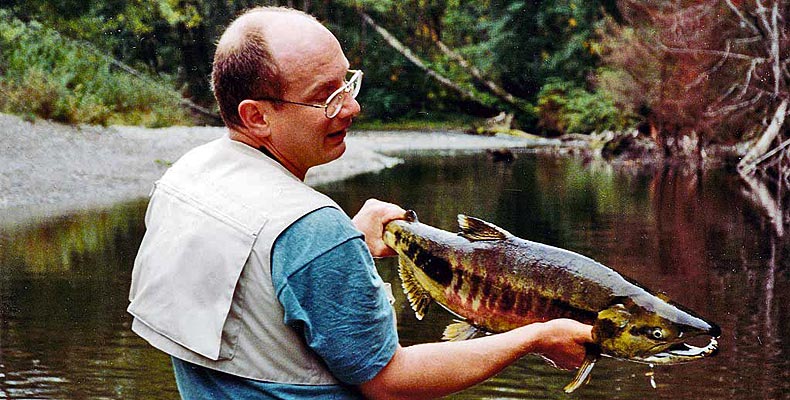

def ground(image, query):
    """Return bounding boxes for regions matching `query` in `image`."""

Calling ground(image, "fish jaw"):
[594,298,721,365]
[636,336,719,365]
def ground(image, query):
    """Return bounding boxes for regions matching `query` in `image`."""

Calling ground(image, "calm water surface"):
[1,149,787,399]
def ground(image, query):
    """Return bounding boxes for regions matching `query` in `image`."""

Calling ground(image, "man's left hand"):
[351,199,407,258]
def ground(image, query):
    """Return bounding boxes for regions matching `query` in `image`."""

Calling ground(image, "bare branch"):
[732,36,764,45]
[686,39,732,89]
[746,135,790,171]
[716,83,742,105]
[771,0,781,95]
[755,0,774,39]
[705,92,764,118]
[739,59,760,99]
[739,98,789,173]
[725,0,760,34]
[658,43,766,61]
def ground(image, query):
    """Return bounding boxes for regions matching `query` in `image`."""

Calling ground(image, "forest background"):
[0,0,788,173]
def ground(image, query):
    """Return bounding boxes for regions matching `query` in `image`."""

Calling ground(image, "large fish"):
[383,211,720,393]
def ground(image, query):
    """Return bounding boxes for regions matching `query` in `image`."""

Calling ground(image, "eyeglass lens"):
[325,71,362,118]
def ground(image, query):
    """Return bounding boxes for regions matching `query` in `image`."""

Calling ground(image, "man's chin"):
[324,133,347,160]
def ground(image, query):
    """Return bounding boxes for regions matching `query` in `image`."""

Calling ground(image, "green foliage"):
[536,78,636,135]
[479,0,617,100]
[2,0,624,132]
[0,10,190,126]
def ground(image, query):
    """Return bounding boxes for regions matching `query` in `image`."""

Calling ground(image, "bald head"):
[212,7,334,129]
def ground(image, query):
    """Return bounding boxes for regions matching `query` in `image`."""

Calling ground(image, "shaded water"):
[1,150,787,399]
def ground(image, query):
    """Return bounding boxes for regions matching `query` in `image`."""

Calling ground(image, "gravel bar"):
[0,113,549,225]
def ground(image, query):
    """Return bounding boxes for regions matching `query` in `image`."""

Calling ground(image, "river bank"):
[0,113,556,226]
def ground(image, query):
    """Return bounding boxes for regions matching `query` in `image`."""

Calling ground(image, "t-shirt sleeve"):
[271,206,398,385]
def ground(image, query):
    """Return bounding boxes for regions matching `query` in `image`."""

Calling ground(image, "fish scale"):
[383,211,720,393]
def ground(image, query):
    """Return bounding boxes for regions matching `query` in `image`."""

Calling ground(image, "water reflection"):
[0,201,177,399]
[0,150,787,399]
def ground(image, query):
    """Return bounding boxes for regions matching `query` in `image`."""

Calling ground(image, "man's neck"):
[228,129,307,180]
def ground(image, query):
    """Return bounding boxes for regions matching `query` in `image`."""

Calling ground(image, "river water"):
[1,150,787,399]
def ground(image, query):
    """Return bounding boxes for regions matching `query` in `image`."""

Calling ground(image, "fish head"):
[593,296,720,365]
[383,210,421,251]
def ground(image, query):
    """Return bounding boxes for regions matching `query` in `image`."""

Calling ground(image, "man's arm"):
[359,319,592,400]
[351,199,594,400]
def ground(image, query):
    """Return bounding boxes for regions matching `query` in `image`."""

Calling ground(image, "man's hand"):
[351,199,407,258]
[521,319,593,370]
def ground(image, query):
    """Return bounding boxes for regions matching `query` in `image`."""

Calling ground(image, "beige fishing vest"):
[127,136,341,384]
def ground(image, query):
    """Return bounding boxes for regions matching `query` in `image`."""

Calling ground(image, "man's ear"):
[238,100,271,136]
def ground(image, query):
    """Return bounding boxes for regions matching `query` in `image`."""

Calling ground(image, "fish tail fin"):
[563,345,600,393]
[398,256,432,320]
[442,321,480,341]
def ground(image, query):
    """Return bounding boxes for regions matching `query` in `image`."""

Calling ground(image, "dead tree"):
[618,0,788,166]
[433,40,521,107]
[614,0,789,232]
[356,9,483,105]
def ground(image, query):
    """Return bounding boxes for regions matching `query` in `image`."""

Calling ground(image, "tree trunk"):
[738,98,789,174]
[434,40,521,108]
[356,9,488,108]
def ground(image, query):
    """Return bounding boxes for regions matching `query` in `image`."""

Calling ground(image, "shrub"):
[0,10,191,127]
[536,78,636,135]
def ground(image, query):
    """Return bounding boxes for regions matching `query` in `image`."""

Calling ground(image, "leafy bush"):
[0,10,191,126]
[536,78,636,135]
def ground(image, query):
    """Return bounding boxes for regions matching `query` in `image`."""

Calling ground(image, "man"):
[128,6,592,399]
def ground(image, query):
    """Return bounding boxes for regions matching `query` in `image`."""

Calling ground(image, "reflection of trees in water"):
[716,232,787,400]
[739,172,785,238]
[646,164,788,400]
[735,153,789,399]
[323,152,510,230]
[0,200,177,399]
[0,201,146,274]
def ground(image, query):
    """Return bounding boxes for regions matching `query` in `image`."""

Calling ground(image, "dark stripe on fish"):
[468,273,482,302]
[499,289,516,312]
[452,269,464,294]
[406,243,453,285]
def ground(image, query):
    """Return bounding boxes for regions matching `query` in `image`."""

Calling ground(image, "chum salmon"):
[383,211,720,393]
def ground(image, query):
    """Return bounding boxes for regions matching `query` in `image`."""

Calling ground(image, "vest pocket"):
[128,182,265,361]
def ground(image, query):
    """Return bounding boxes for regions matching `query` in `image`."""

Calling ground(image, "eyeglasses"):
[253,69,363,119]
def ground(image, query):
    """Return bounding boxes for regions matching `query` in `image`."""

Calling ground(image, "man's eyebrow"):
[305,80,337,100]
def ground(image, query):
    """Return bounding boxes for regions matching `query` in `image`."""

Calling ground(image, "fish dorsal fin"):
[442,321,480,341]
[398,256,432,320]
[457,215,510,241]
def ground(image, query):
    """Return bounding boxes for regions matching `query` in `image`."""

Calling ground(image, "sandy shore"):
[0,113,552,225]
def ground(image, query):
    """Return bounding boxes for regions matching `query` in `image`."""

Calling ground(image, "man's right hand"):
[518,319,593,370]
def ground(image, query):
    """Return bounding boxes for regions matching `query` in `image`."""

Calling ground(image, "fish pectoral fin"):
[398,256,432,320]
[563,346,600,393]
[442,320,480,341]
[457,215,510,241]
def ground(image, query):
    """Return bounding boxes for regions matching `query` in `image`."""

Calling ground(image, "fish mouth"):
[636,336,719,365]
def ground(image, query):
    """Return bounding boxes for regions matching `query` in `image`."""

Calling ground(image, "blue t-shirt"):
[172,207,398,399]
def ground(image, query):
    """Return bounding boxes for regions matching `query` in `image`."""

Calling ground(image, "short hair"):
[211,7,315,129]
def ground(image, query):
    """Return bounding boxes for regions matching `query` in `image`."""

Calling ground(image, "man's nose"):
[337,94,361,119]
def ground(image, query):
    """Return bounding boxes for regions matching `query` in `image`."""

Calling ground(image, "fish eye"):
[650,328,665,340]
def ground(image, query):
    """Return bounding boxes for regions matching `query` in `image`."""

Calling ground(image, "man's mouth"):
[328,129,347,139]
